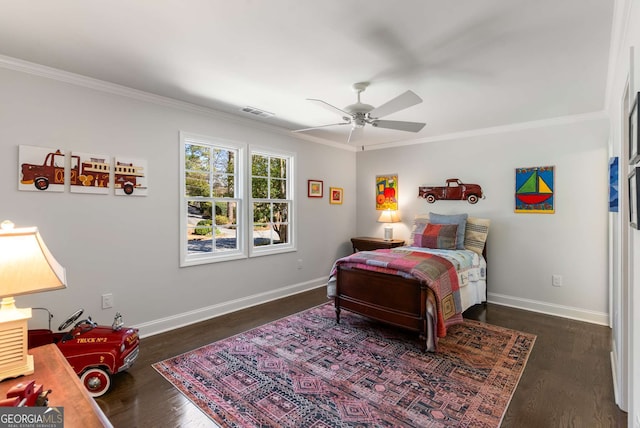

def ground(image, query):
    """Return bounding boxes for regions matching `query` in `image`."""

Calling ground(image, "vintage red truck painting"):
[418,178,484,204]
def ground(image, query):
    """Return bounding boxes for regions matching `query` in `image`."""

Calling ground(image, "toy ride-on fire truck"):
[28,308,140,397]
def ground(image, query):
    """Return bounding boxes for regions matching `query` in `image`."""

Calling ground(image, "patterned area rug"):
[153,303,535,427]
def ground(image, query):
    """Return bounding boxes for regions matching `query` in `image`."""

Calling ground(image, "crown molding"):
[362,110,608,151]
[0,54,315,141]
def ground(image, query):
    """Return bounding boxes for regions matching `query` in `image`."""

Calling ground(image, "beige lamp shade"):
[377,210,400,223]
[0,221,67,298]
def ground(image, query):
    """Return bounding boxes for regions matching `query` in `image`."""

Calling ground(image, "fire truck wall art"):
[114,157,148,196]
[70,151,110,195]
[18,145,66,192]
[18,145,148,196]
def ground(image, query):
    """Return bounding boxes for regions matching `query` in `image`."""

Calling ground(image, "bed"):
[327,213,490,351]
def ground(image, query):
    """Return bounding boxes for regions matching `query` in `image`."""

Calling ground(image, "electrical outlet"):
[552,274,562,287]
[102,293,114,309]
[297,259,303,270]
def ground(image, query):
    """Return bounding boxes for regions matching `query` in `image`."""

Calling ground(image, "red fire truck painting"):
[20,148,147,195]
[70,155,110,193]
[114,160,146,195]
[20,149,110,192]
[20,149,66,191]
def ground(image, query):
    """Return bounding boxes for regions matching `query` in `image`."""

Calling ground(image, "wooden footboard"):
[335,266,430,350]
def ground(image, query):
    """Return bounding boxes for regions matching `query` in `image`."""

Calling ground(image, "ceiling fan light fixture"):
[293,82,426,143]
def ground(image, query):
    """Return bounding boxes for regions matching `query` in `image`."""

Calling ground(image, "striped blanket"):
[328,249,463,338]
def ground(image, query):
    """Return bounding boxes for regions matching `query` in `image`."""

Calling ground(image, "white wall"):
[0,65,356,336]
[355,118,609,323]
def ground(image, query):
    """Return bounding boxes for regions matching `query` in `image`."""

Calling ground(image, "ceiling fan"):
[293,82,426,143]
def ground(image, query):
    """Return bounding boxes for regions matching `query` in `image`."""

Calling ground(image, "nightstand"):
[350,237,405,252]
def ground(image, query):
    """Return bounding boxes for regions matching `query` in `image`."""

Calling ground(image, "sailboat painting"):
[515,166,555,213]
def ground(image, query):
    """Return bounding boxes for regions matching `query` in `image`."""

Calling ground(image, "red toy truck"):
[0,380,51,407]
[28,309,139,397]
[418,178,484,204]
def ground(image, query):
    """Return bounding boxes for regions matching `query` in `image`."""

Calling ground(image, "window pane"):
[270,157,287,179]
[187,222,213,255]
[214,201,238,226]
[214,226,238,251]
[185,144,210,172]
[270,178,286,199]
[252,177,268,198]
[253,202,270,223]
[272,224,288,244]
[185,171,210,197]
[273,202,289,222]
[253,224,272,247]
[188,201,212,221]
[212,149,235,174]
[187,231,213,254]
[252,154,268,176]
[212,174,234,197]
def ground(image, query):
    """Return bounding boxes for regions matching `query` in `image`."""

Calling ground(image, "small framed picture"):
[630,168,640,229]
[308,180,323,198]
[329,187,343,205]
[630,93,640,164]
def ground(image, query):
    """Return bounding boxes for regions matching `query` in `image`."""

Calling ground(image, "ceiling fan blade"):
[348,126,364,143]
[307,98,351,118]
[368,90,422,119]
[371,120,426,132]
[292,122,351,133]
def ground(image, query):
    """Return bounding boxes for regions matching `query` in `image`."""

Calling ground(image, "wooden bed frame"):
[334,266,432,350]
[333,248,486,351]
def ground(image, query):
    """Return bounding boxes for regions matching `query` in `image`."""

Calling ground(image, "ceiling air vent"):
[240,106,274,119]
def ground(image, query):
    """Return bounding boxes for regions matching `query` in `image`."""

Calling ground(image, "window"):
[180,133,294,266]
[250,150,292,254]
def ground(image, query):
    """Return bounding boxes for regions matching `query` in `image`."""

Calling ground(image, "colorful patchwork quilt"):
[329,248,463,338]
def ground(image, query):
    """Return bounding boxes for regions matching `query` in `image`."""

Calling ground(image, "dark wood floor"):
[97,288,627,427]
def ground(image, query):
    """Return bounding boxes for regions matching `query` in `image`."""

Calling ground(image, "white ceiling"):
[0,1,615,148]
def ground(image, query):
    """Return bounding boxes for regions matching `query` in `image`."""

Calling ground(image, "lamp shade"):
[0,221,66,298]
[377,210,400,223]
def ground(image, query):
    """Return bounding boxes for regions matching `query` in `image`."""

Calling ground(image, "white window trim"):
[180,132,247,267]
[249,146,296,258]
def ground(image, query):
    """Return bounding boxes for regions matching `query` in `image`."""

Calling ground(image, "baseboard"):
[134,277,327,338]
[610,349,620,406]
[488,292,609,325]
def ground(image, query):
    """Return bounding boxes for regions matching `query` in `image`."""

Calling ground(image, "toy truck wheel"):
[123,183,134,195]
[80,367,111,397]
[34,177,49,190]
[467,194,479,204]
[426,194,436,203]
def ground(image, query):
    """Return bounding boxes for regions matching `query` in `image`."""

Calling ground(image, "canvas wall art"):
[376,174,398,210]
[70,151,110,195]
[609,157,619,212]
[329,187,343,205]
[18,145,66,192]
[515,166,555,214]
[114,157,148,196]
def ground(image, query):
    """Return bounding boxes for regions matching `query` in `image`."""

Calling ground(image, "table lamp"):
[0,220,66,381]
[377,210,400,241]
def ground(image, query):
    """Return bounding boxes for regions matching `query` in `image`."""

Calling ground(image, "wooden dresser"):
[0,344,112,427]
